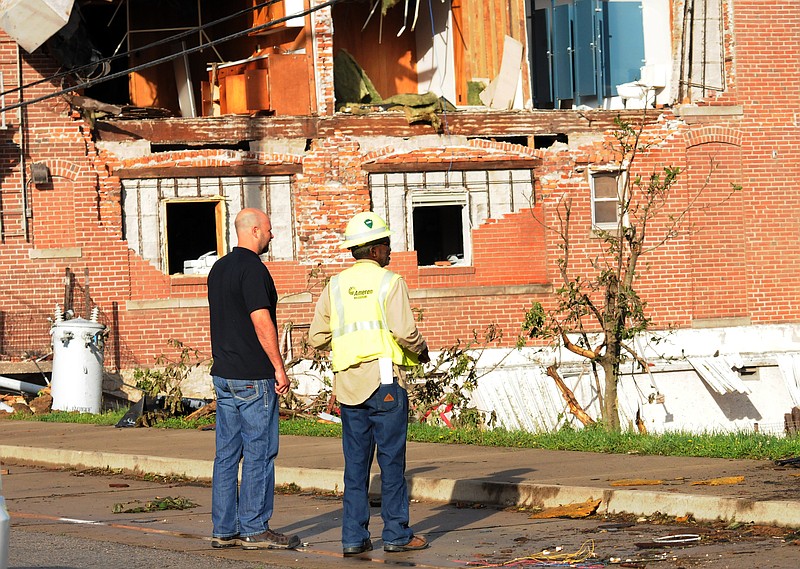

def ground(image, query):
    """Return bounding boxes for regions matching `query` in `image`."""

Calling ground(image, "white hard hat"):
[339,211,393,249]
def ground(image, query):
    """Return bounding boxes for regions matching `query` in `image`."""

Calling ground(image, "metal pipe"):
[0,71,5,129]
[84,267,91,319]
[17,43,28,241]
[0,375,42,395]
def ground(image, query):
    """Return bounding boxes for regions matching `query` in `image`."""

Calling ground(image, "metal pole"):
[63,268,71,313]
[84,267,91,320]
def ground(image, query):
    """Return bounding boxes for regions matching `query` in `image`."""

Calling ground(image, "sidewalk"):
[1,420,799,528]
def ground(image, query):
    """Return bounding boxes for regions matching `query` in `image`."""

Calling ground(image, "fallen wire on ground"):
[462,540,600,567]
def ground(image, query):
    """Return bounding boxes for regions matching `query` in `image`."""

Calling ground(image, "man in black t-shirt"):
[207,208,299,550]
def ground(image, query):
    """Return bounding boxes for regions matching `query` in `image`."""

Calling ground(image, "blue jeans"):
[340,382,414,548]
[211,376,279,538]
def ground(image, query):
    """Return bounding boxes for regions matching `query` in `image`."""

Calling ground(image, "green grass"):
[279,418,344,438]
[279,419,798,461]
[403,423,800,461]
[6,408,215,429]
[8,410,798,461]
[6,409,128,426]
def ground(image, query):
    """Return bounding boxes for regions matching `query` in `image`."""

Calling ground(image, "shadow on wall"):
[703,387,763,422]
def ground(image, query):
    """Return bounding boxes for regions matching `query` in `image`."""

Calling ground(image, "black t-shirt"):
[207,247,278,379]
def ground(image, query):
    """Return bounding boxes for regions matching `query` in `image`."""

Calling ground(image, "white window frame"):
[407,189,471,266]
[590,169,626,231]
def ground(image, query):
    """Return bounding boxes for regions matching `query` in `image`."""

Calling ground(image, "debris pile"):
[0,388,52,416]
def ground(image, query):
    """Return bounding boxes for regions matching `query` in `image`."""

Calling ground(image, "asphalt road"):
[3,463,799,569]
[9,530,271,569]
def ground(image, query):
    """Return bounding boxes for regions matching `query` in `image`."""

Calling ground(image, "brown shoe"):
[241,529,300,550]
[211,534,240,548]
[384,535,429,552]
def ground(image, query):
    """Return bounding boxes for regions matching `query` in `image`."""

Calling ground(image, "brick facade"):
[0,0,796,384]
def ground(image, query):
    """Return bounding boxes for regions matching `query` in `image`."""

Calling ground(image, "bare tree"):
[521,116,741,430]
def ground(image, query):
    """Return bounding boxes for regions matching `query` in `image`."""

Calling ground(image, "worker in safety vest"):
[309,211,431,555]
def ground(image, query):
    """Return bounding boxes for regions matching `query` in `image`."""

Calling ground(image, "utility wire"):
[0,0,283,99]
[0,0,343,115]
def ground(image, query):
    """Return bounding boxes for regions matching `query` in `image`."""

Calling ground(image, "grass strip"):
[7,411,798,461]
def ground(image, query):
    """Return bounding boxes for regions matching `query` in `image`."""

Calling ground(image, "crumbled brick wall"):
[1,1,797,378]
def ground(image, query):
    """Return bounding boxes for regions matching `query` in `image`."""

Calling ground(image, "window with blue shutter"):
[527,0,645,108]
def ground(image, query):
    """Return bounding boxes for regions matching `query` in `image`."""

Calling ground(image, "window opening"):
[152,141,250,152]
[527,0,649,109]
[123,175,294,274]
[164,200,223,275]
[534,134,568,148]
[481,136,530,147]
[370,169,533,267]
[412,205,465,266]
[678,0,726,101]
[591,171,621,230]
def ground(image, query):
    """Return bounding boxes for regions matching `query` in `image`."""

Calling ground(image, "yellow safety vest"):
[329,262,419,372]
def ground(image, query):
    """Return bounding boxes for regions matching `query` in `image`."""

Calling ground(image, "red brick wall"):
[2,1,799,376]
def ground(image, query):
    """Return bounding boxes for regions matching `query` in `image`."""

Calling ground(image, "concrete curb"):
[4,444,800,528]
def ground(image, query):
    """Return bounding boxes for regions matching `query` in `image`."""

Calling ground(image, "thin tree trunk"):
[601,358,620,430]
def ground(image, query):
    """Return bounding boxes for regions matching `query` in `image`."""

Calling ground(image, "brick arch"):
[120,149,303,169]
[361,145,398,163]
[685,126,743,149]
[362,142,539,168]
[468,138,541,158]
[46,159,82,181]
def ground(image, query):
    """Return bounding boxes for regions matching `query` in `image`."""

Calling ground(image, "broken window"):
[332,0,456,107]
[122,175,294,275]
[370,169,532,267]
[410,192,469,266]
[164,199,224,275]
[590,170,622,230]
[527,0,673,109]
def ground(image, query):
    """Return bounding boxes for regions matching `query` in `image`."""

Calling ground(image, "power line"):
[0,0,343,114]
[0,0,284,100]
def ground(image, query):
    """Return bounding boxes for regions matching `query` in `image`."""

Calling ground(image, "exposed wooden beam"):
[363,159,540,173]
[113,164,302,179]
[95,109,662,144]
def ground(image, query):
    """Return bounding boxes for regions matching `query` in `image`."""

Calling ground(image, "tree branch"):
[561,331,600,360]
[546,364,595,426]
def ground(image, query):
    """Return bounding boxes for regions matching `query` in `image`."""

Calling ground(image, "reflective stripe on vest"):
[328,263,417,372]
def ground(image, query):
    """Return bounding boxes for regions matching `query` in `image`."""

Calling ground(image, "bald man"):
[207,208,299,550]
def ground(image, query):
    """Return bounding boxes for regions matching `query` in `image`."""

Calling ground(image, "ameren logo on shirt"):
[348,286,374,300]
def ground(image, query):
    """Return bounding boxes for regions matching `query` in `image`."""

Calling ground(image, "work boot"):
[211,534,240,548]
[241,529,300,550]
[342,539,373,556]
[384,535,429,552]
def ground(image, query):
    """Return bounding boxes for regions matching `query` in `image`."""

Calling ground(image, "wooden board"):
[221,74,248,115]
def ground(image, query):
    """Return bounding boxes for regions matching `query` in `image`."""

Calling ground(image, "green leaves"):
[132,339,211,423]
[112,496,198,514]
[409,324,504,429]
[519,301,547,344]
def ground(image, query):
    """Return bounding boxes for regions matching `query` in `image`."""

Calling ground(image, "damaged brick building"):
[0,0,797,429]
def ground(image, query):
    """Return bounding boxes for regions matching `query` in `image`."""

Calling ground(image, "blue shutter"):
[552,3,574,104]
[529,8,553,107]
[573,0,597,99]
[602,1,645,97]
